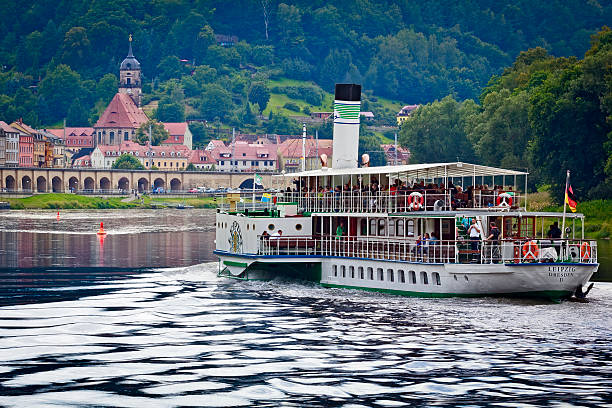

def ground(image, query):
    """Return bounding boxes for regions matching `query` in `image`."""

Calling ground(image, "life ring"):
[522,240,539,260]
[496,192,513,207]
[580,242,591,260]
[408,192,424,210]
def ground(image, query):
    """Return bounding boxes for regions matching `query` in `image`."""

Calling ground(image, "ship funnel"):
[332,84,361,169]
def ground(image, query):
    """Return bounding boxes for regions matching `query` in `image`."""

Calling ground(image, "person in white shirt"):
[467,219,481,251]
[271,230,282,240]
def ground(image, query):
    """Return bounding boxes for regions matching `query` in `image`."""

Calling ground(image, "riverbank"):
[2,193,218,209]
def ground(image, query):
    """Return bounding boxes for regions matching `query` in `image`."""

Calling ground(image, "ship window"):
[387,268,394,282]
[409,271,416,284]
[246,224,249,230]
[358,266,364,279]
[388,220,395,237]
[378,219,386,236]
[367,267,374,280]
[406,220,415,237]
[295,224,302,231]
[377,268,384,281]
[360,219,367,235]
[398,270,406,283]
[341,265,346,278]
[420,271,429,285]
[268,224,274,230]
[433,272,441,286]
[369,219,376,236]
[397,220,404,236]
[349,266,355,279]
[333,265,337,277]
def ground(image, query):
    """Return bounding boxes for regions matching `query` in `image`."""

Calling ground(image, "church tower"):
[118,35,142,107]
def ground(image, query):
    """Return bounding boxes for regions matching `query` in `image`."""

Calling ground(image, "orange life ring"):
[522,240,539,260]
[408,192,424,210]
[580,242,591,260]
[496,192,513,207]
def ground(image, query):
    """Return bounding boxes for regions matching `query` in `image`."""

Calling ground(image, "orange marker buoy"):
[97,222,106,235]
[56,211,60,221]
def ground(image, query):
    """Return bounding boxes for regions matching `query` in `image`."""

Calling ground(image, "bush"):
[283,102,300,112]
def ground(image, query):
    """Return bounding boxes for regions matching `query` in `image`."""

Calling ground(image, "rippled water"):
[0,210,611,406]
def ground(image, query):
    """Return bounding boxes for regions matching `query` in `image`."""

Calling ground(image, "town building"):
[18,132,33,167]
[40,130,65,168]
[210,141,277,172]
[90,141,190,170]
[0,127,4,166]
[47,127,94,149]
[277,138,333,173]
[189,149,216,170]
[0,121,20,167]
[161,122,193,150]
[93,93,148,146]
[396,105,420,125]
[381,144,411,165]
[72,154,91,168]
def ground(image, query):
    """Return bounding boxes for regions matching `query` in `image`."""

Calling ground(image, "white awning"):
[278,162,528,178]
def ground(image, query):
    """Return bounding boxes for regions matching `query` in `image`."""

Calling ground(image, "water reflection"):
[0,210,217,269]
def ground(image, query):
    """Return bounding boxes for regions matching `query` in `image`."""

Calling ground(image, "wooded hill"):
[0,0,609,128]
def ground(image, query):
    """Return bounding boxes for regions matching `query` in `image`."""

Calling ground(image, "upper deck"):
[278,162,528,214]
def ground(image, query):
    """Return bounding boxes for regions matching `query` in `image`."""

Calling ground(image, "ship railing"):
[281,190,524,213]
[258,235,597,264]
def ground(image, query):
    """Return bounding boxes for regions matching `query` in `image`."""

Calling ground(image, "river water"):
[0,209,611,407]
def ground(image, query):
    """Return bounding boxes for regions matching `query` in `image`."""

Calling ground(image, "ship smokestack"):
[332,83,361,169]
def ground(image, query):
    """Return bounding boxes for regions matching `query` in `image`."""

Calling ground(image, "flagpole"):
[252,174,256,211]
[561,169,570,239]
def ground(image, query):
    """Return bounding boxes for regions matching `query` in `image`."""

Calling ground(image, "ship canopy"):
[279,162,528,179]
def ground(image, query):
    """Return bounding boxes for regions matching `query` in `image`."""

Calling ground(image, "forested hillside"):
[0,0,610,130]
[400,28,612,202]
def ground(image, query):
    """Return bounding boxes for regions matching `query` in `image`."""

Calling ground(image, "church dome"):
[120,38,140,70]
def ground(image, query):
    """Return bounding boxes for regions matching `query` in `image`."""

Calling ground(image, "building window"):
[124,132,129,141]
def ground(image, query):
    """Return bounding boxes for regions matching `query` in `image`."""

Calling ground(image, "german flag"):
[565,184,577,213]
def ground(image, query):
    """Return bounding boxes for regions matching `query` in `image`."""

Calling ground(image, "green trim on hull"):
[320,283,573,302]
[223,260,248,267]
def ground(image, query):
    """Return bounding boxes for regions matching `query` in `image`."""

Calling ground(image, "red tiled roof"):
[10,120,38,135]
[47,127,95,138]
[0,121,18,133]
[162,122,187,136]
[95,93,149,129]
[96,141,190,158]
[209,141,276,161]
[189,149,215,164]
[278,138,333,159]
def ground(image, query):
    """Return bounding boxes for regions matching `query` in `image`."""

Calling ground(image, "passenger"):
[467,219,481,252]
[429,232,439,245]
[336,221,345,239]
[271,229,282,239]
[547,222,562,239]
[485,222,501,263]
[261,231,270,240]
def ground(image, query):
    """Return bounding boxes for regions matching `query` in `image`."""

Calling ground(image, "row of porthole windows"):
[332,265,441,286]
[217,221,304,232]
[267,224,302,231]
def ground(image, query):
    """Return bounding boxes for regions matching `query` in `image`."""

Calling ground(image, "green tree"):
[66,99,90,126]
[134,120,170,146]
[61,26,91,67]
[248,82,270,113]
[156,56,184,81]
[359,125,387,166]
[156,97,185,122]
[185,163,197,171]
[200,84,234,121]
[399,96,477,163]
[112,153,145,170]
[38,64,83,123]
[96,73,118,103]
[189,121,211,147]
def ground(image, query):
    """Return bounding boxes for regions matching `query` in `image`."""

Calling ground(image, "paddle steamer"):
[214,84,598,301]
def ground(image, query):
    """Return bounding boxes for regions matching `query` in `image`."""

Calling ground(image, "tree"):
[97,73,118,103]
[66,99,90,126]
[112,153,145,170]
[134,120,170,146]
[248,82,270,113]
[200,84,234,121]
[189,121,211,147]
[399,96,477,163]
[156,56,184,81]
[156,97,185,122]
[38,64,83,123]
[359,125,387,166]
[185,163,197,171]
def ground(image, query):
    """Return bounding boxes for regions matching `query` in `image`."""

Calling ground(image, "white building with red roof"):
[209,141,277,172]
[277,138,333,173]
[396,104,420,125]
[93,93,149,146]
[189,149,216,170]
[161,122,193,150]
[91,141,190,170]
[72,154,91,168]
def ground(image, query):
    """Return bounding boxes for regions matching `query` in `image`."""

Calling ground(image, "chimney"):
[331,84,361,169]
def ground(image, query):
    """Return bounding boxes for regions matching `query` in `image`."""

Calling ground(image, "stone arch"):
[137,177,149,192]
[170,178,181,191]
[84,177,94,190]
[153,178,165,190]
[5,176,15,191]
[99,177,110,191]
[36,176,47,192]
[21,176,31,191]
[118,177,129,191]
[239,178,263,190]
[52,176,62,192]
[69,177,79,191]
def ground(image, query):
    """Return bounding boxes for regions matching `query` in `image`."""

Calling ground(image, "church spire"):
[127,34,133,57]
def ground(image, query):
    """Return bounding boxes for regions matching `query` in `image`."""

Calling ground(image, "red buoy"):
[97,222,106,235]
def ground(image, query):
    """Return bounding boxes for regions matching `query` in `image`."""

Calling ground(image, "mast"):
[561,170,570,239]
[302,123,306,172]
